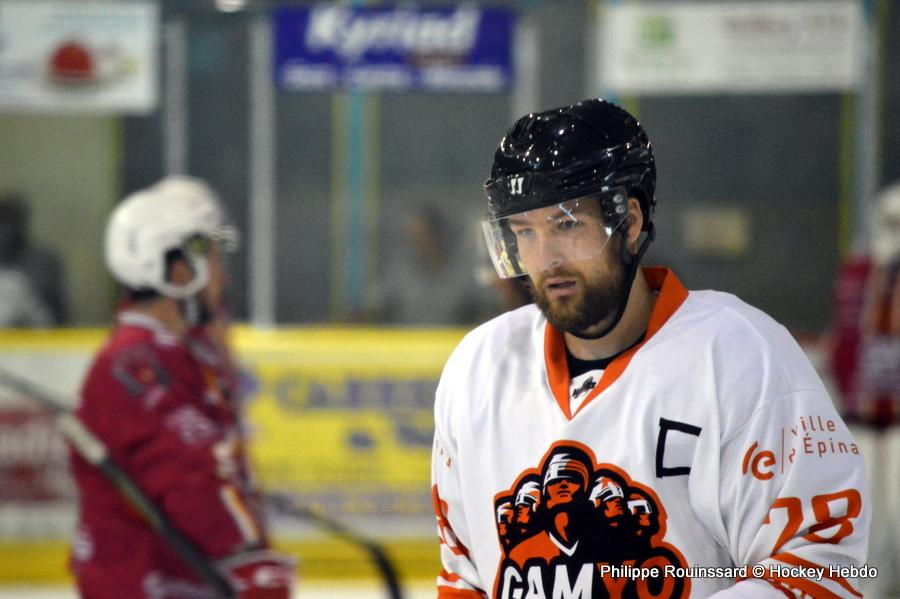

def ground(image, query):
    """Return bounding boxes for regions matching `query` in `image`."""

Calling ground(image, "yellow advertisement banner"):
[0,327,462,581]
[233,327,465,519]
[0,327,464,520]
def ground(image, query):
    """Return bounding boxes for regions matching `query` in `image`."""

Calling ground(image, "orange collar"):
[544,267,689,420]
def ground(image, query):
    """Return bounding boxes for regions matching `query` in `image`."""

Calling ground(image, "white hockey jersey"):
[431,268,870,599]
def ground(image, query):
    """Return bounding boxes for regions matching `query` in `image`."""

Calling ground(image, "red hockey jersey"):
[830,257,900,427]
[70,311,264,598]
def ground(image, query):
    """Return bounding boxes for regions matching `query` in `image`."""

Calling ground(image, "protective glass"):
[183,225,238,257]
[481,189,629,279]
[211,225,240,253]
[184,235,212,257]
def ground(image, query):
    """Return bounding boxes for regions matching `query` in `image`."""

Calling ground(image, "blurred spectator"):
[474,266,532,318]
[829,181,900,598]
[492,276,532,314]
[0,192,67,327]
[375,206,487,325]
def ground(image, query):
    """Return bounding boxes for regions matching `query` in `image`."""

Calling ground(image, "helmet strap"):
[568,222,655,341]
[179,296,201,328]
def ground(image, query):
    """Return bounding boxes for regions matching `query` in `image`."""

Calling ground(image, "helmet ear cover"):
[125,239,210,303]
[126,248,183,302]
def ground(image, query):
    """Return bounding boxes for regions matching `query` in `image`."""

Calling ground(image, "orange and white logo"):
[492,441,690,599]
[741,414,861,482]
[742,441,778,481]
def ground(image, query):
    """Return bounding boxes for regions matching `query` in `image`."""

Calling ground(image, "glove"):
[220,549,296,599]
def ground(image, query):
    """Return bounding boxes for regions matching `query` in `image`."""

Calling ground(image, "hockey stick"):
[0,368,237,599]
[267,493,404,599]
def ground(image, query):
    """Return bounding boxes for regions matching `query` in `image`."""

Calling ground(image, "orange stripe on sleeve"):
[219,484,260,543]
[440,569,462,583]
[432,485,473,559]
[767,576,843,599]
[437,586,486,599]
[765,579,796,598]
[772,552,863,598]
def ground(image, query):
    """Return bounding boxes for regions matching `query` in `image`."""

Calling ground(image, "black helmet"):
[484,99,656,230]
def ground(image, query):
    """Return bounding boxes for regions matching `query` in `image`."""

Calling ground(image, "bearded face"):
[530,237,628,336]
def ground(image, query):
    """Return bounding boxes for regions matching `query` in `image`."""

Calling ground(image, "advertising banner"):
[239,328,462,524]
[0,328,831,581]
[0,1,158,114]
[0,328,462,526]
[0,409,72,503]
[599,1,862,94]
[274,5,515,92]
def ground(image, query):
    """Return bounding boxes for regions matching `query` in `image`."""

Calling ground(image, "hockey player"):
[70,180,294,598]
[431,99,870,598]
[829,181,900,597]
[156,176,267,526]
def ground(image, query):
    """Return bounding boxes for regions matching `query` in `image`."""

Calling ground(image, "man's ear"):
[626,197,644,251]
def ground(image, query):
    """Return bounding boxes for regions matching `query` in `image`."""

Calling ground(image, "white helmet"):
[104,176,237,299]
[152,176,239,250]
[872,182,900,266]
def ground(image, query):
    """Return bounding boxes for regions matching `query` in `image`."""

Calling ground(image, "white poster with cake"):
[0,1,158,114]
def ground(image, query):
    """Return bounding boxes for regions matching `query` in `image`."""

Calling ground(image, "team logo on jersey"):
[571,376,597,399]
[111,344,171,406]
[493,441,690,599]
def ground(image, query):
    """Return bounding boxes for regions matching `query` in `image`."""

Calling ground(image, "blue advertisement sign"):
[274,5,515,93]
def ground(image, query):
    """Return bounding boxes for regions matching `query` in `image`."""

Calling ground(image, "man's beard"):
[531,246,628,336]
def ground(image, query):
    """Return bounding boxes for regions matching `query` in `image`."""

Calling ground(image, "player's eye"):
[512,227,535,240]
[556,217,581,231]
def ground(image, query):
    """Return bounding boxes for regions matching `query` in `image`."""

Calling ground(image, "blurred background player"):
[155,177,267,522]
[70,179,294,598]
[829,181,900,598]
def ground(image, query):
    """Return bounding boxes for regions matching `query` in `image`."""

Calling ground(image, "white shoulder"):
[434,304,543,436]
[665,291,827,440]
[687,290,818,389]
[452,303,542,362]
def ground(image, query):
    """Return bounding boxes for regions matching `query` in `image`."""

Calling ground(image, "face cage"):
[481,189,629,279]
[156,229,236,300]
[156,252,209,300]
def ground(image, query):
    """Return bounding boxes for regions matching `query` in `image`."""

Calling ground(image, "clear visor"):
[212,225,240,253]
[481,190,628,279]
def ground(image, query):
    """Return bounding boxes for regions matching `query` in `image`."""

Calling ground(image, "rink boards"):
[0,326,832,584]
[0,327,464,583]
